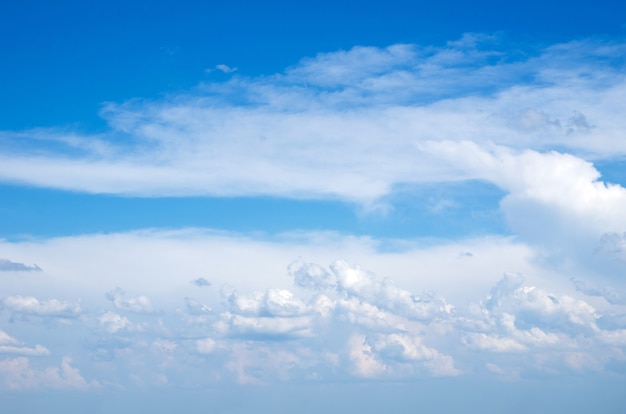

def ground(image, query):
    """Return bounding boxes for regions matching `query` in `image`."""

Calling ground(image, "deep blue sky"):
[2,0,624,130]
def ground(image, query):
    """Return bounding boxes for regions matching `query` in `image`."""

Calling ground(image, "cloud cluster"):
[0,251,624,389]
[456,273,626,374]
[207,259,458,380]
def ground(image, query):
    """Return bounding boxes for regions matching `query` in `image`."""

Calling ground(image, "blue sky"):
[2,1,626,412]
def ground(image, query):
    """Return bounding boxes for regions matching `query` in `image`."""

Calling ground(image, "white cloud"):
[0,344,50,356]
[0,37,624,202]
[0,228,624,382]
[0,356,99,390]
[2,295,81,318]
[289,259,337,290]
[215,64,237,73]
[216,288,314,338]
[330,260,453,321]
[99,311,133,333]
[106,287,154,313]
[349,334,386,378]
[0,330,19,345]
[215,313,314,339]
[462,333,527,352]
[225,288,308,318]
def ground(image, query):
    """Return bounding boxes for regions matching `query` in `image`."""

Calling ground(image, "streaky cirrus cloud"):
[0,36,624,203]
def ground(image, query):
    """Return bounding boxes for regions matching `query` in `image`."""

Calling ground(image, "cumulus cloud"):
[290,259,452,322]
[464,273,600,339]
[1,295,81,319]
[454,272,626,375]
[225,288,308,318]
[331,260,453,321]
[216,288,313,339]
[215,313,314,339]
[99,311,134,333]
[0,259,41,272]
[106,287,153,313]
[289,259,336,290]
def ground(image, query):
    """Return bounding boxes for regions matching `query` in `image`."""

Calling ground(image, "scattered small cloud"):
[205,64,238,74]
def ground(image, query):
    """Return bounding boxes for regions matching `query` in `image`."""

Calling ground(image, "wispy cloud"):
[0,36,624,203]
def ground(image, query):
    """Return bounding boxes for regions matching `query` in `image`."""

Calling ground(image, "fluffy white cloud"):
[225,288,308,318]
[1,295,81,318]
[215,313,314,339]
[0,330,18,345]
[99,311,134,333]
[452,272,626,376]
[331,260,453,321]
[289,259,336,290]
[216,288,314,338]
[290,259,452,322]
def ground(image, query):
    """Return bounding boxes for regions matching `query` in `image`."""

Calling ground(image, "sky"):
[1,0,626,412]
